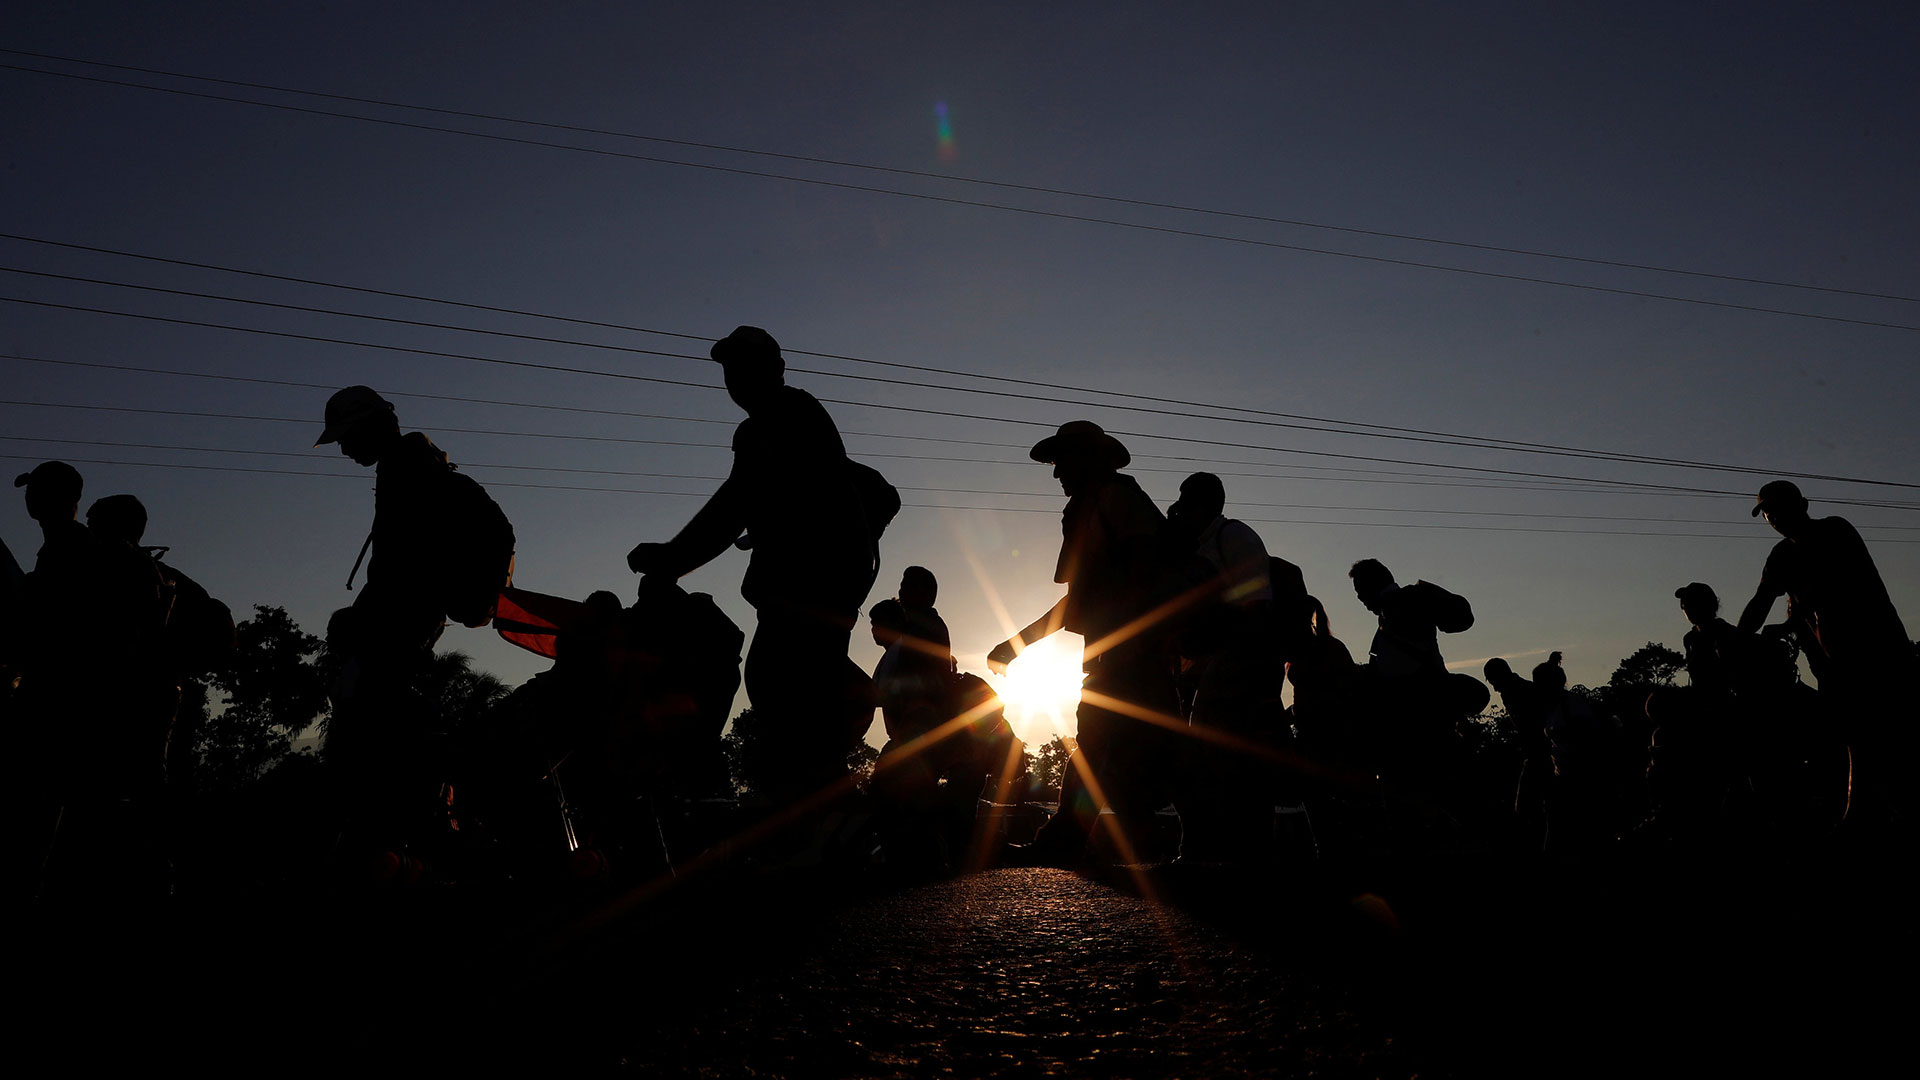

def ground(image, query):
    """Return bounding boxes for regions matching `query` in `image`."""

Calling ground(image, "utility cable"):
[0,295,1904,505]
[7,280,1916,495]
[4,49,1914,304]
[12,451,1900,542]
[10,430,1919,530]
[4,234,1906,481]
[6,61,1918,338]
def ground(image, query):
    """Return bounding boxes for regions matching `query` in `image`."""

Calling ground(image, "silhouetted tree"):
[723,706,879,798]
[427,650,509,733]
[190,605,331,793]
[1609,643,1686,691]
[1029,736,1071,800]
[1600,642,1685,724]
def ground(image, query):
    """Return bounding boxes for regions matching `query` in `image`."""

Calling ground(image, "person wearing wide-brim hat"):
[989,420,1178,863]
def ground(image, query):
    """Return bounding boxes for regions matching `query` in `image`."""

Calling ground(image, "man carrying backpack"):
[628,327,892,804]
[1348,558,1477,789]
[317,386,514,869]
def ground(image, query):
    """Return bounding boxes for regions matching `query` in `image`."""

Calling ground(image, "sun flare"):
[980,634,1087,742]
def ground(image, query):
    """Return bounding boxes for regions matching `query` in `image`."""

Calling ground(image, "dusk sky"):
[5,2,1915,743]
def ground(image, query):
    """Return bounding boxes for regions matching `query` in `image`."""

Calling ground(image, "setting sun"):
[980,634,1087,742]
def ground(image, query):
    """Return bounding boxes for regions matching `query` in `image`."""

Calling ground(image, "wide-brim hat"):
[1029,420,1129,470]
[1751,479,1806,517]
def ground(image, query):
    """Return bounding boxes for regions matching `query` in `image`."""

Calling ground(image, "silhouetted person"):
[317,386,514,869]
[1348,558,1475,784]
[870,571,1011,864]
[870,568,954,746]
[628,327,888,804]
[12,465,172,898]
[1287,596,1358,744]
[11,462,96,899]
[989,421,1178,862]
[897,565,951,661]
[1531,653,1615,853]
[1166,472,1277,861]
[1350,559,1473,680]
[1676,582,1760,700]
[1737,480,1914,820]
[1485,656,1551,849]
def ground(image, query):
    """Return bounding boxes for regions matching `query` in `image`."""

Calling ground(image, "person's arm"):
[1736,585,1779,635]
[987,596,1068,674]
[628,476,748,578]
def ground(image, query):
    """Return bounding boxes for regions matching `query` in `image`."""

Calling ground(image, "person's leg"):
[742,606,873,804]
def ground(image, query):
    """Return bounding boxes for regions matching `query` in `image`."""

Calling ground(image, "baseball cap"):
[316,385,395,446]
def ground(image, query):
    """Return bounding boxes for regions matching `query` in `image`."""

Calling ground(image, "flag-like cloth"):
[494,586,587,659]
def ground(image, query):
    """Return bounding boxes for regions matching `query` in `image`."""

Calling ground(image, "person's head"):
[711,326,785,413]
[899,565,937,609]
[1168,472,1226,539]
[1029,420,1129,497]
[1484,657,1512,681]
[1306,595,1332,639]
[86,494,148,546]
[868,597,906,648]
[1532,650,1567,690]
[1348,558,1395,611]
[1674,582,1719,627]
[1752,479,1811,539]
[13,461,83,524]
[316,385,400,466]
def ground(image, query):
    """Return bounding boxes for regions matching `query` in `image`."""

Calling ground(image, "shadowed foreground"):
[15,842,1913,1076]
[593,867,1387,1077]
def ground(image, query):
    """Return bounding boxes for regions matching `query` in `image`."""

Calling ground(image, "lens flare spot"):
[934,101,957,161]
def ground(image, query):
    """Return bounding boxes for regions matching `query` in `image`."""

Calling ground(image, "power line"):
[5,48,1914,306]
[13,451,1899,543]
[3,392,1760,503]
[0,231,1760,463]
[6,235,1911,488]
[2,293,1909,507]
[0,265,1757,473]
[13,431,1920,531]
[7,61,1920,339]
[8,273,1917,496]
[10,348,1721,499]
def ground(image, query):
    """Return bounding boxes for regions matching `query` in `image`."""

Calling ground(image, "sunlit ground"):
[975,633,1088,745]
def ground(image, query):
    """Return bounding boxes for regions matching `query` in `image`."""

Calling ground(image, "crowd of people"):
[3,324,1913,899]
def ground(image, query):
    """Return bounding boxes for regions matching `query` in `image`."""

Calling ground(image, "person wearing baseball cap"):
[989,419,1177,863]
[627,326,884,803]
[13,460,89,581]
[316,385,471,862]
[1738,478,1913,820]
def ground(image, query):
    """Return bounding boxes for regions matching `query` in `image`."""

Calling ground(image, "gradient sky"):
[4,2,1915,744]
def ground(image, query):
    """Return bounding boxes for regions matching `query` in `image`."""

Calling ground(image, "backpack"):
[435,469,516,628]
[847,459,901,542]
[156,558,235,676]
[1419,581,1475,634]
